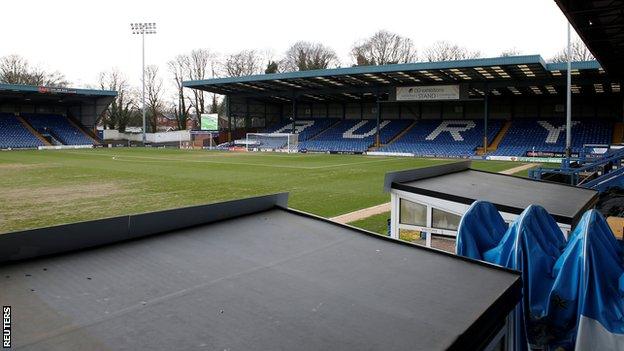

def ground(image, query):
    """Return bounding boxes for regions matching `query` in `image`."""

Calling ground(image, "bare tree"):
[281,41,340,71]
[0,54,69,87]
[351,30,417,66]
[0,55,29,84]
[209,63,219,114]
[424,41,482,62]
[549,39,594,62]
[168,55,192,130]
[144,65,164,133]
[265,61,279,74]
[223,50,264,77]
[261,49,279,73]
[187,49,217,120]
[98,69,136,132]
[500,48,522,57]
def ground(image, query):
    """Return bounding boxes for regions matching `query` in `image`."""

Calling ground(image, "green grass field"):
[0,148,527,233]
[348,211,391,235]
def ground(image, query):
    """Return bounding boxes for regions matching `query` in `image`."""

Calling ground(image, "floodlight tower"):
[565,22,572,158]
[130,22,157,145]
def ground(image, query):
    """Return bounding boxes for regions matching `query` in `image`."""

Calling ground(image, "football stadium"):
[1,0,624,350]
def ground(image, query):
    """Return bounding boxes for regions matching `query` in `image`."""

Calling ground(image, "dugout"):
[0,194,521,350]
[384,161,599,243]
[0,83,117,130]
[183,55,624,148]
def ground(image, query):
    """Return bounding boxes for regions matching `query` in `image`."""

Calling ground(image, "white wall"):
[103,130,190,143]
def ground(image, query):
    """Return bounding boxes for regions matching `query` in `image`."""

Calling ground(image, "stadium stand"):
[22,113,96,145]
[492,119,612,156]
[299,119,411,153]
[265,118,338,141]
[0,113,45,149]
[379,119,503,157]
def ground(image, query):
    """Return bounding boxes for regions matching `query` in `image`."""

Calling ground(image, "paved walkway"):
[330,202,391,224]
[499,163,540,175]
[330,162,541,224]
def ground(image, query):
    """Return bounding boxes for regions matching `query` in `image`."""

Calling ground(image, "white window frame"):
[390,189,571,247]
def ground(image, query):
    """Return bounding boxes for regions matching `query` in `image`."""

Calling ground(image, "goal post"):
[181,131,216,150]
[245,133,299,153]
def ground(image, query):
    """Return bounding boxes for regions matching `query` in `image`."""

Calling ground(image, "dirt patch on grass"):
[2,182,125,204]
[0,163,59,171]
[0,182,129,232]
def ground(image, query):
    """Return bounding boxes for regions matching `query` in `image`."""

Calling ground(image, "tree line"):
[0,30,595,132]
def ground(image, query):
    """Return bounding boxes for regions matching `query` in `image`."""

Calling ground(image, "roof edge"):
[184,55,550,87]
[0,83,117,97]
[183,54,602,89]
[384,161,471,192]
[0,192,289,264]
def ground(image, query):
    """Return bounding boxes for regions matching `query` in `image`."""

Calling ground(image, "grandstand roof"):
[555,0,624,78]
[386,161,598,225]
[0,83,116,105]
[183,55,617,103]
[0,83,116,96]
[0,194,520,350]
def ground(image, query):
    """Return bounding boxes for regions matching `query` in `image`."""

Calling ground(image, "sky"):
[1,0,579,99]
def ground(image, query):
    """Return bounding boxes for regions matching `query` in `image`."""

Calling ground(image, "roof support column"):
[342,102,346,120]
[245,99,250,132]
[279,103,284,123]
[291,96,297,135]
[621,92,624,123]
[483,87,489,153]
[360,100,364,120]
[226,95,232,142]
[565,22,572,158]
[376,95,381,147]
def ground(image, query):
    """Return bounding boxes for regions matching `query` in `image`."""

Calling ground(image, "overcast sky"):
[1,0,578,98]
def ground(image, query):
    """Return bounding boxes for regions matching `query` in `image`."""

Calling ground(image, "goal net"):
[246,133,299,153]
[181,131,216,150]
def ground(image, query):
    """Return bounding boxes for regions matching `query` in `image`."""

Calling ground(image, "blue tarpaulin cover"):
[457,201,624,350]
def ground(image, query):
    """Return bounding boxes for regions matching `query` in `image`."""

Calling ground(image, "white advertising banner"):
[396,85,460,101]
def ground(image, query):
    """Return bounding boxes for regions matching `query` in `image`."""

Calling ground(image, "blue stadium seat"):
[0,113,45,149]
[492,119,612,156]
[298,119,411,153]
[22,113,95,146]
[264,118,338,141]
[379,119,503,157]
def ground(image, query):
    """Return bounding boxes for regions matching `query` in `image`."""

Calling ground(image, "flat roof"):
[0,195,520,350]
[0,83,117,97]
[387,161,598,225]
[182,55,616,102]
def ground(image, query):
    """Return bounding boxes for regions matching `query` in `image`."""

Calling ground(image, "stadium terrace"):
[0,84,115,149]
[183,55,624,158]
[3,1,624,350]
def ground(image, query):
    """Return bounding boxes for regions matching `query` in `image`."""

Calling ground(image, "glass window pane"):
[432,208,461,231]
[399,199,427,226]
[399,228,425,245]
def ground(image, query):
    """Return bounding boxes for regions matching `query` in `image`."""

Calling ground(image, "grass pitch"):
[0,148,523,233]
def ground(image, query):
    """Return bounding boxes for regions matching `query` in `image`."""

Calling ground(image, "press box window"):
[399,199,427,226]
[432,208,461,231]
